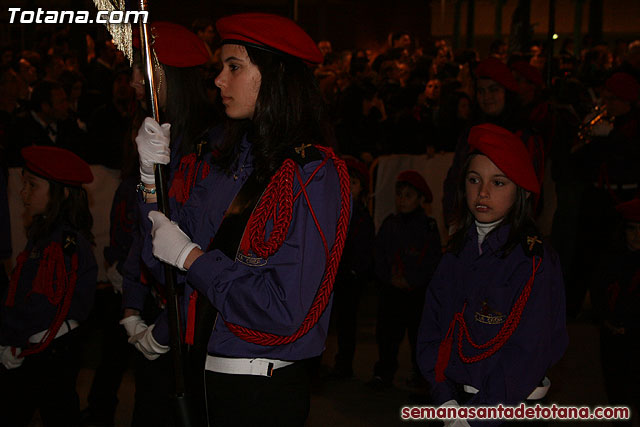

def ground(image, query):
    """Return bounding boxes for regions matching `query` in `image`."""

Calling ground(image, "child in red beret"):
[591,198,640,422]
[417,124,567,424]
[0,146,97,426]
[368,169,441,389]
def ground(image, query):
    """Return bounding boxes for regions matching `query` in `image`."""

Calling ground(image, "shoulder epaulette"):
[62,231,78,256]
[522,233,544,258]
[289,143,323,166]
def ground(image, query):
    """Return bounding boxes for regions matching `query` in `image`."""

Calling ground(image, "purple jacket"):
[141,137,344,360]
[417,224,567,411]
[0,225,97,347]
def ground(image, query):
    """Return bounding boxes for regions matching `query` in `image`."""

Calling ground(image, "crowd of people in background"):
[0,15,639,426]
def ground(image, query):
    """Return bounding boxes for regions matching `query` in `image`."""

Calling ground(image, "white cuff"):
[177,242,200,271]
[132,324,169,361]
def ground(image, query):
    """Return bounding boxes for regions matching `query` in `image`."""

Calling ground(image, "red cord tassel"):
[435,327,454,383]
[185,291,198,345]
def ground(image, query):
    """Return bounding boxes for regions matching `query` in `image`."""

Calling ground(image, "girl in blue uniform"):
[417,124,567,426]
[0,146,97,427]
[136,13,350,427]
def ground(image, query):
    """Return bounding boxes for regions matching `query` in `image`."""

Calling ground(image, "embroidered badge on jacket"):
[475,301,506,324]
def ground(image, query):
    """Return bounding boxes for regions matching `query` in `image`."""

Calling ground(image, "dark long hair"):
[473,78,524,132]
[163,64,220,157]
[28,179,94,245]
[447,153,535,256]
[215,45,334,184]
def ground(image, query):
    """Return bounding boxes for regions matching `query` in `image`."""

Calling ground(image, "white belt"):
[28,320,79,344]
[205,355,294,377]
[463,377,551,401]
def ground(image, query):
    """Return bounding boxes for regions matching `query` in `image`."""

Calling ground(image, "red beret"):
[343,157,370,191]
[133,22,210,67]
[605,72,640,103]
[216,13,323,65]
[476,58,519,92]
[468,124,539,194]
[616,198,640,222]
[22,146,93,186]
[397,170,433,203]
[511,61,544,88]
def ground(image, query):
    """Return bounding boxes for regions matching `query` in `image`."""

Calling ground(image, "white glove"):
[120,315,148,338]
[136,117,171,185]
[440,400,470,427]
[129,324,169,361]
[106,263,123,294]
[148,211,200,271]
[0,346,23,370]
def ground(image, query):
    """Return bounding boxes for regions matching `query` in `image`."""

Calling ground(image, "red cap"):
[216,13,323,65]
[616,198,640,222]
[605,72,640,103]
[343,157,370,191]
[476,58,519,92]
[22,146,93,186]
[133,22,210,67]
[397,170,433,203]
[468,124,539,194]
[511,61,544,88]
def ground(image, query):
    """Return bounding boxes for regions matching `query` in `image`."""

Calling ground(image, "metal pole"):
[138,1,192,425]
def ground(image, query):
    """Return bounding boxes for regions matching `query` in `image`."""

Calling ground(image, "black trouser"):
[85,288,133,420]
[205,361,311,427]
[373,285,426,383]
[332,270,364,374]
[131,294,177,427]
[186,293,218,427]
[0,330,82,427]
[131,350,176,427]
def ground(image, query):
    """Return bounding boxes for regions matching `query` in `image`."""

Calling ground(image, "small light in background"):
[552,33,559,40]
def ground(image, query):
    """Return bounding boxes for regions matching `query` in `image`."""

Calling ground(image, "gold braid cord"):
[92,0,133,65]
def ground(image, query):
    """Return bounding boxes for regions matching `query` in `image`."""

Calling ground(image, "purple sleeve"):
[150,309,170,345]
[121,229,148,311]
[104,177,138,269]
[186,162,342,336]
[68,234,98,323]
[417,254,459,404]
